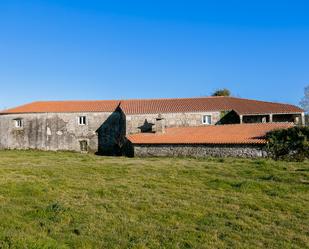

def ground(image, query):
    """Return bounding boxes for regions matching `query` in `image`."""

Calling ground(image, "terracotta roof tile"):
[1,97,303,115]
[120,97,303,115]
[1,100,120,114]
[127,123,294,145]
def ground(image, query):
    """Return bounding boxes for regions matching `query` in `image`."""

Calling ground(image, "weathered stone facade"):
[126,111,221,134]
[0,110,224,153]
[0,110,125,154]
[132,144,267,158]
[0,105,303,156]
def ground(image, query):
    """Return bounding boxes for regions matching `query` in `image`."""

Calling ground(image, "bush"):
[266,126,309,161]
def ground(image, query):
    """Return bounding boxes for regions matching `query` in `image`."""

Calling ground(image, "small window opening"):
[79,116,87,125]
[15,119,23,128]
[80,140,88,152]
[202,115,212,125]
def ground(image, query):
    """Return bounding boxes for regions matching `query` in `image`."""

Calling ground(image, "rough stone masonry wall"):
[0,111,124,153]
[133,144,267,158]
[126,111,221,134]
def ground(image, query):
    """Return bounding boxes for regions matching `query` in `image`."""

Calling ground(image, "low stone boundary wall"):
[133,144,267,158]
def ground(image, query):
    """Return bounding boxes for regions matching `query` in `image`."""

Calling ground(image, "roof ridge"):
[120,96,230,101]
[4,96,300,106]
[29,99,120,103]
[17,96,230,104]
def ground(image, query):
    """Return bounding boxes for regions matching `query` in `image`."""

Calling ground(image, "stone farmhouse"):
[0,96,304,158]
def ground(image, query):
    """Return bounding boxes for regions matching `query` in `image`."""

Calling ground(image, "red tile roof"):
[0,100,120,114]
[127,123,294,145]
[120,97,303,115]
[0,97,303,115]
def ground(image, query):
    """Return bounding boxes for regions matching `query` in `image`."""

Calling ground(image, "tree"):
[212,88,231,97]
[300,86,309,113]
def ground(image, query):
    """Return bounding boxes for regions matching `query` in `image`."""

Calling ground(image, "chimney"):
[155,114,165,134]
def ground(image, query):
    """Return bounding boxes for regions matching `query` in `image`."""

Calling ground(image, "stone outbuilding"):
[127,123,293,158]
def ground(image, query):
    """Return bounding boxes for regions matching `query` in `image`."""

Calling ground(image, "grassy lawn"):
[0,151,308,249]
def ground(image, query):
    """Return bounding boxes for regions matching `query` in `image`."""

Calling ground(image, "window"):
[202,115,212,125]
[80,140,88,152]
[15,119,23,128]
[78,116,87,125]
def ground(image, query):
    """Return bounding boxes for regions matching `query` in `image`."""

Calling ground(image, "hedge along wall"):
[132,144,267,158]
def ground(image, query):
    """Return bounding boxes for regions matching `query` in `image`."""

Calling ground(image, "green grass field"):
[0,151,308,249]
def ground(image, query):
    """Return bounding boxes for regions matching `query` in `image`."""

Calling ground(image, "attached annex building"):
[0,96,304,157]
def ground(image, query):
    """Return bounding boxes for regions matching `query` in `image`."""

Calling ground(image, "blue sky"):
[0,0,308,109]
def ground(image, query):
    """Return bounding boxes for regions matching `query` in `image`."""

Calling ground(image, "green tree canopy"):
[212,88,231,97]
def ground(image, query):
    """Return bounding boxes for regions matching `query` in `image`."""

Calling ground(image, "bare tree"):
[300,86,309,112]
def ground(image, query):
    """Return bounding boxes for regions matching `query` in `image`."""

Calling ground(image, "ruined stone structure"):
[0,97,305,157]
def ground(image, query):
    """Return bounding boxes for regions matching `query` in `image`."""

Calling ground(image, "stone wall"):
[132,144,267,158]
[126,111,221,134]
[0,110,125,154]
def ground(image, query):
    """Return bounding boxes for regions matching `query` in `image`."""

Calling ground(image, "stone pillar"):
[269,114,273,123]
[155,114,165,133]
[239,115,243,124]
